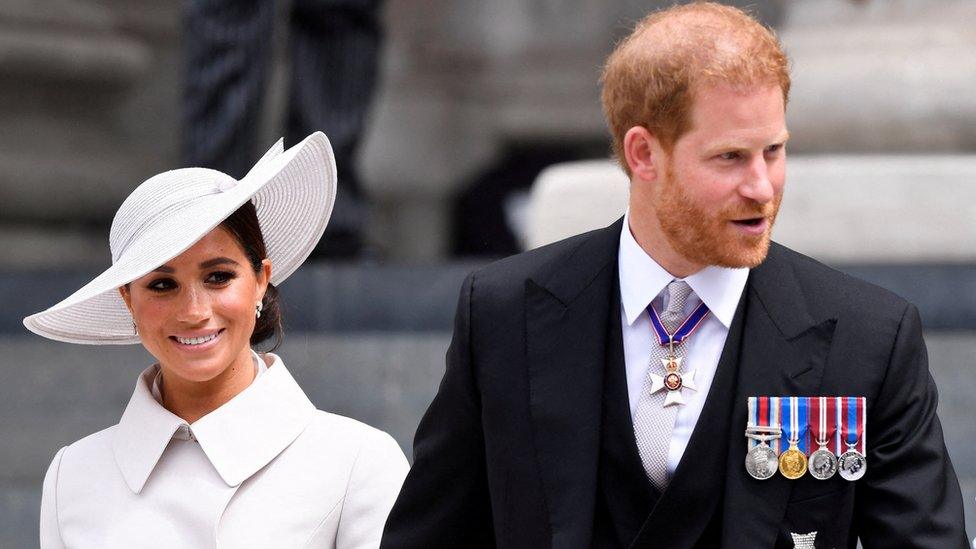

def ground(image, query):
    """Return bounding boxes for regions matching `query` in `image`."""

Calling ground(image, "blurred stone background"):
[1,0,974,546]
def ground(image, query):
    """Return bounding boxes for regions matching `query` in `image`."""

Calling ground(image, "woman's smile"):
[170,328,225,351]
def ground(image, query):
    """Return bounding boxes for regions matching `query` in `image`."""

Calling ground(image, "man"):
[381,3,968,547]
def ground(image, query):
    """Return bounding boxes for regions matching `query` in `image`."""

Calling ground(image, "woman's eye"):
[147,278,176,292]
[206,271,236,285]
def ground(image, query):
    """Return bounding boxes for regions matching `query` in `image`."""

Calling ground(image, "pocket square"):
[791,531,817,549]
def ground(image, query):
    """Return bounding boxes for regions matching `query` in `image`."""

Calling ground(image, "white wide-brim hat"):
[23,131,336,345]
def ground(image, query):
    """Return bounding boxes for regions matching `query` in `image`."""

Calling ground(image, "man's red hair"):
[601,2,790,174]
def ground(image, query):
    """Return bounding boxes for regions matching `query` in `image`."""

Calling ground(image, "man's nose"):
[176,286,211,324]
[739,156,775,204]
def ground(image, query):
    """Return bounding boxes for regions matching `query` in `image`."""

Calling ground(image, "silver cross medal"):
[648,338,697,406]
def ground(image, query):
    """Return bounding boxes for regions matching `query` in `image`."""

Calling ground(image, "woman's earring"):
[255,302,263,319]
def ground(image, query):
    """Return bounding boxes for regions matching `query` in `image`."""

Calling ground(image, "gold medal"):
[778,396,808,479]
[779,442,807,479]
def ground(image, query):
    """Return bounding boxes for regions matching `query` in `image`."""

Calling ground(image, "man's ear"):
[623,126,663,182]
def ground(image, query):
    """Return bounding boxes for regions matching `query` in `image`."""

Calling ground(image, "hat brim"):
[23,132,336,345]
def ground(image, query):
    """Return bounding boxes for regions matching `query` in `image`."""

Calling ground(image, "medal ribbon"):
[748,396,778,450]
[748,397,758,449]
[860,397,866,454]
[780,396,810,454]
[769,396,781,454]
[801,397,811,453]
[809,396,837,448]
[834,396,843,454]
[647,300,710,346]
[841,396,867,454]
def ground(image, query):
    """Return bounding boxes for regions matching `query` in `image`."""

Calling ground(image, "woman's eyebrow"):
[198,257,240,269]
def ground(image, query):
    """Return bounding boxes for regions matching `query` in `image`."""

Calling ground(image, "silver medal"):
[808,447,838,480]
[838,449,866,481]
[745,443,778,480]
[744,397,781,480]
[808,398,837,480]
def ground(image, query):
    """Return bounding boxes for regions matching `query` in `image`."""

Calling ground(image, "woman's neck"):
[158,350,257,424]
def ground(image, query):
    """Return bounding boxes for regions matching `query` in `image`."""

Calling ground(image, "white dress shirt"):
[40,353,409,549]
[618,212,748,475]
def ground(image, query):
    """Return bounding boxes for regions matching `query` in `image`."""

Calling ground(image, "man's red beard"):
[654,165,781,269]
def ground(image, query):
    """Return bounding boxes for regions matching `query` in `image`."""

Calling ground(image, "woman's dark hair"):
[220,200,283,350]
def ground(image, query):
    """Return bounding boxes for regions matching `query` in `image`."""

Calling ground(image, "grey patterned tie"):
[633,280,693,491]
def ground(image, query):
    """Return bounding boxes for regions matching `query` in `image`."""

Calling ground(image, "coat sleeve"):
[380,273,497,548]
[855,303,969,547]
[39,446,67,549]
[334,429,410,549]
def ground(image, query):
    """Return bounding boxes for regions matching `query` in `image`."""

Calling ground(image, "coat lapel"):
[720,243,837,547]
[526,219,622,548]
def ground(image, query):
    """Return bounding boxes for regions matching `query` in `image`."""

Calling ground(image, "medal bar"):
[744,395,866,482]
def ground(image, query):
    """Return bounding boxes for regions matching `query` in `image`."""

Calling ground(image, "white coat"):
[39,354,409,548]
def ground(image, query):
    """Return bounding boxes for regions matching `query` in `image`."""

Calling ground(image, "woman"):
[24,133,409,548]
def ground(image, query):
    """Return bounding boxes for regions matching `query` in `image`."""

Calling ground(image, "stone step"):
[0,0,150,86]
[0,480,40,549]
[780,1,976,153]
[0,149,159,223]
[778,156,976,262]
[525,156,976,263]
[0,0,175,228]
[0,224,108,269]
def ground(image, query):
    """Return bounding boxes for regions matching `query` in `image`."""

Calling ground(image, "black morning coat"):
[380,218,968,548]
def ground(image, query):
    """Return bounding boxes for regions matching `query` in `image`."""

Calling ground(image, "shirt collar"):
[112,353,316,493]
[618,211,748,328]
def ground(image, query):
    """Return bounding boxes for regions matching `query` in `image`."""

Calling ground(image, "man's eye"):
[206,271,236,284]
[147,278,176,292]
[765,144,783,154]
[719,151,741,161]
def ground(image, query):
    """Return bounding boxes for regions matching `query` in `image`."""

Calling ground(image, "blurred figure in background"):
[183,0,383,258]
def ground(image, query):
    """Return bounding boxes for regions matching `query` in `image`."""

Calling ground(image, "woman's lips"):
[169,329,224,351]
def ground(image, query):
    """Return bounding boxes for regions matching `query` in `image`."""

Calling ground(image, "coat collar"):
[112,354,316,493]
[526,218,623,546]
[747,242,822,340]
